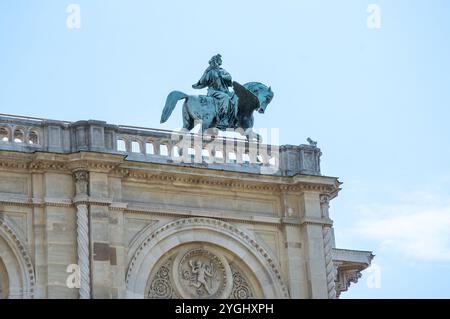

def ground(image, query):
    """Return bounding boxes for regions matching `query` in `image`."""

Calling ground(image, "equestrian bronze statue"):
[160,54,274,140]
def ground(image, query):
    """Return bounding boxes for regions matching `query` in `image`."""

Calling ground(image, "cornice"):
[116,166,339,195]
[332,248,374,298]
[282,216,334,227]
[44,197,73,207]
[0,199,34,208]
[0,150,341,197]
[0,197,122,209]
[0,150,125,172]
[0,159,30,170]
[29,161,69,171]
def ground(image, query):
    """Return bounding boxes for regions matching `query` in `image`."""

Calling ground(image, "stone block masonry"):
[0,113,372,299]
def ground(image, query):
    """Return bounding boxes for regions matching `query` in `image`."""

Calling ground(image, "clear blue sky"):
[1,0,449,298]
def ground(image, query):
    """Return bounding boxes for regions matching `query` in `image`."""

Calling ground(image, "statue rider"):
[192,54,237,128]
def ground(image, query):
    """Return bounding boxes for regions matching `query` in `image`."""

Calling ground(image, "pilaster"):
[299,191,328,298]
[279,192,308,298]
[31,172,47,298]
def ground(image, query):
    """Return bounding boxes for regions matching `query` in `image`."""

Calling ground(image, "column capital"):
[73,170,89,196]
[320,194,330,205]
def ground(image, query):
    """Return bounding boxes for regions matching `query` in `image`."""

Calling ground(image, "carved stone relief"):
[175,248,231,299]
[73,170,89,195]
[229,264,254,299]
[147,258,179,299]
[146,246,256,299]
[335,267,363,298]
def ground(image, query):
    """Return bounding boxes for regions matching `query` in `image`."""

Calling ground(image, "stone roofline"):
[0,113,322,176]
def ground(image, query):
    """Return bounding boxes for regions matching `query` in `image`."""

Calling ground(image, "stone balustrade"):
[0,113,321,176]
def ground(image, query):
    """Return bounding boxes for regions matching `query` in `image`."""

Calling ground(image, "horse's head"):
[257,86,274,114]
[243,82,274,114]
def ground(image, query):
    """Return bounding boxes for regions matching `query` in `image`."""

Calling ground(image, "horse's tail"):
[160,91,188,123]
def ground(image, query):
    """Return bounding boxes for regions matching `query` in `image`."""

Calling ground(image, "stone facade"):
[0,114,373,299]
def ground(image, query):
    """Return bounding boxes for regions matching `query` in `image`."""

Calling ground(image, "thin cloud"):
[346,192,450,262]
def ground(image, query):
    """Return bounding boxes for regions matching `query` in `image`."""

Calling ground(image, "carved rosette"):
[148,259,179,299]
[73,171,90,299]
[229,265,254,299]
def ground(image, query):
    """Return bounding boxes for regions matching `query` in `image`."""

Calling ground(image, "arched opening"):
[144,243,261,299]
[28,131,39,145]
[146,143,154,155]
[0,128,9,142]
[172,145,181,158]
[0,220,35,298]
[131,141,141,153]
[117,139,126,152]
[160,144,169,156]
[0,258,9,299]
[13,129,24,143]
[126,218,288,299]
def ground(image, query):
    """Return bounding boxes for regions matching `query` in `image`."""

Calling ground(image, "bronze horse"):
[160,82,273,139]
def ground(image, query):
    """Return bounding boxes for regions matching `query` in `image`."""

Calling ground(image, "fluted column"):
[320,195,336,299]
[74,171,91,299]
